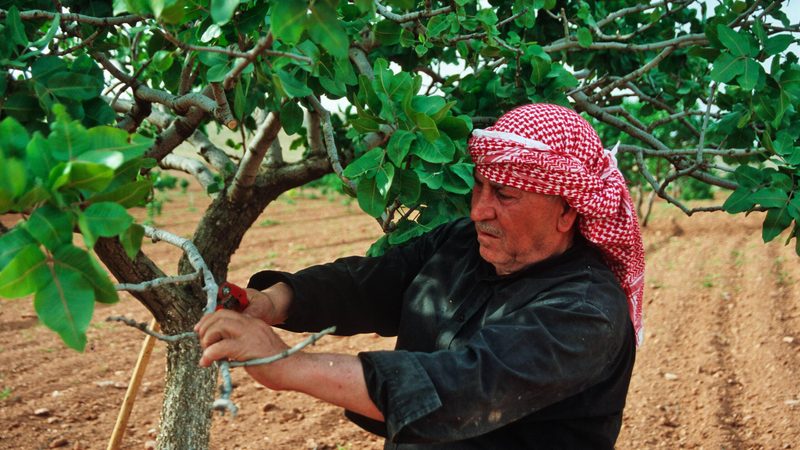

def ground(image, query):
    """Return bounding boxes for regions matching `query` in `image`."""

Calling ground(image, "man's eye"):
[497,191,514,200]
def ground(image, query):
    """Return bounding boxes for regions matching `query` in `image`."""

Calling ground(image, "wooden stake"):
[107,318,159,450]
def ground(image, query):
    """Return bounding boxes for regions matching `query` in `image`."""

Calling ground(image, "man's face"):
[469,171,575,275]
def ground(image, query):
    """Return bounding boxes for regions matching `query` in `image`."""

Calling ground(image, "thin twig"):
[106,316,197,342]
[142,225,218,313]
[115,271,202,292]
[230,327,337,367]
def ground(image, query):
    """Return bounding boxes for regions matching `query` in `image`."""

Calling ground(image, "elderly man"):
[197,104,645,449]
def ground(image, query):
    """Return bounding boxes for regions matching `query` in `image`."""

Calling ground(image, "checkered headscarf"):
[468,103,645,345]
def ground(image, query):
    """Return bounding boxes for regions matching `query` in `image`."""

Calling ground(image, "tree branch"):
[94,52,235,127]
[142,225,219,314]
[160,154,217,192]
[374,0,452,23]
[187,131,235,175]
[147,106,206,163]
[2,9,148,26]
[572,91,738,191]
[544,33,706,53]
[210,83,237,130]
[306,96,357,193]
[228,112,282,204]
[594,46,676,99]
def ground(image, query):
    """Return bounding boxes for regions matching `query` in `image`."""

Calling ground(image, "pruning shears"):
[216,282,249,312]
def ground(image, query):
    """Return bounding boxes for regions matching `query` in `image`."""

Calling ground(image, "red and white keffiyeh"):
[468,103,646,345]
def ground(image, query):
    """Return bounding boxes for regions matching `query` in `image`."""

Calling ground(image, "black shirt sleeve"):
[247,221,460,336]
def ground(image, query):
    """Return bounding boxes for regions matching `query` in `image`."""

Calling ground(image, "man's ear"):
[557,203,578,233]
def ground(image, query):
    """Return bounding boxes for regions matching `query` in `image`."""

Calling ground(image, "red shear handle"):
[216,282,249,312]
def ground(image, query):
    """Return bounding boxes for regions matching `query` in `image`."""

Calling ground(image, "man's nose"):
[470,189,495,222]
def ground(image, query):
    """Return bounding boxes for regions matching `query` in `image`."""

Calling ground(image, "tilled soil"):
[1,188,798,449]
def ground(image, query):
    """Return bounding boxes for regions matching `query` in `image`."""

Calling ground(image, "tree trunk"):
[157,337,217,450]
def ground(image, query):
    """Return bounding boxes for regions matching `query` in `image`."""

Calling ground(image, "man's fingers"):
[199,340,237,367]
[194,309,238,338]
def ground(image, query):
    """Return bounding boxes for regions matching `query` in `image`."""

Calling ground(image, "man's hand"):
[195,310,384,421]
[242,282,293,325]
[195,310,294,389]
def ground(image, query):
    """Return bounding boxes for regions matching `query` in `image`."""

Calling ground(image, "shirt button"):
[456,313,466,322]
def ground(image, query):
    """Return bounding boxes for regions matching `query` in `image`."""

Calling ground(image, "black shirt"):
[249,218,636,449]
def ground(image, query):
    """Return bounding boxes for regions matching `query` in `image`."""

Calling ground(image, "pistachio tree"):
[0,0,798,448]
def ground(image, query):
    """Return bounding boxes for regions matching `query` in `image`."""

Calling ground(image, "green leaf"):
[6,6,28,46]
[762,206,793,242]
[437,115,472,140]
[270,0,307,45]
[280,101,304,135]
[751,188,789,208]
[722,187,755,214]
[387,130,416,166]
[577,27,592,48]
[48,108,91,160]
[80,202,134,240]
[410,96,446,116]
[211,0,240,25]
[275,70,313,98]
[34,265,95,351]
[788,197,800,221]
[737,58,761,90]
[733,165,765,188]
[0,157,26,198]
[45,73,102,101]
[376,162,395,197]
[50,161,115,192]
[414,113,439,142]
[342,147,384,178]
[357,176,387,217]
[710,53,745,83]
[375,20,401,46]
[351,117,381,133]
[529,57,551,85]
[0,227,36,268]
[716,24,750,57]
[87,179,152,208]
[395,169,421,204]
[25,205,73,250]
[0,117,29,157]
[53,244,118,304]
[412,134,455,163]
[31,14,61,49]
[308,1,349,59]
[207,63,230,82]
[31,56,68,85]
[0,244,49,298]
[119,224,144,261]
[763,34,794,56]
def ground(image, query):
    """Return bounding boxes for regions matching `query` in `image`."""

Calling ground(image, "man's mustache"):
[475,222,502,237]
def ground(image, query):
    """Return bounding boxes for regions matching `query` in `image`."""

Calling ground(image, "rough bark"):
[158,336,217,450]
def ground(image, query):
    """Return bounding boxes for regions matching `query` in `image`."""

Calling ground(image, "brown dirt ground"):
[1,185,799,450]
